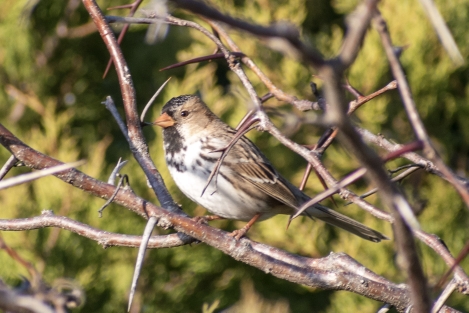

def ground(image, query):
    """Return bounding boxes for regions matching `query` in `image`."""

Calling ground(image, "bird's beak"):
[153,112,175,128]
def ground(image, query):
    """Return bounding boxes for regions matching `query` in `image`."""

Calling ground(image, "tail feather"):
[305,205,388,243]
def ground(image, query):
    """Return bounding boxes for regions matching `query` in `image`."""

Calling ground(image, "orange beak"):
[153,112,175,128]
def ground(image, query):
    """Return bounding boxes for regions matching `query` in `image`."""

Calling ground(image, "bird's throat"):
[163,127,185,157]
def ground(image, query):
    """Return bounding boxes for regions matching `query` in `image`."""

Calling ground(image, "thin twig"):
[432,279,458,313]
[128,216,158,311]
[374,11,469,211]
[350,165,423,203]
[159,52,245,71]
[0,155,18,180]
[207,21,321,111]
[140,76,172,123]
[201,112,259,196]
[98,174,129,217]
[0,161,85,190]
[0,211,194,248]
[418,0,464,66]
[107,158,128,184]
[103,0,144,78]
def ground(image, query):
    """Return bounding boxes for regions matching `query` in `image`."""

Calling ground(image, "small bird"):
[153,95,387,242]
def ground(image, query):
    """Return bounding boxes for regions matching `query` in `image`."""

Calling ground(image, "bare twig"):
[107,158,128,184]
[140,76,172,123]
[0,211,194,248]
[103,96,130,142]
[98,174,130,217]
[351,165,423,202]
[374,11,469,211]
[315,79,398,154]
[0,155,18,180]
[207,21,322,111]
[159,52,245,71]
[432,279,458,313]
[103,0,144,78]
[0,161,85,190]
[128,216,158,311]
[4,123,464,311]
[418,0,464,66]
[293,141,423,219]
[201,112,259,197]
[83,0,179,212]
[357,127,469,187]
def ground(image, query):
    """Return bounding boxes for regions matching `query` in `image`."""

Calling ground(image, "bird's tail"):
[305,205,388,242]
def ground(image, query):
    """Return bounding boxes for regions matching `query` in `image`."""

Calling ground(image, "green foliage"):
[0,0,468,312]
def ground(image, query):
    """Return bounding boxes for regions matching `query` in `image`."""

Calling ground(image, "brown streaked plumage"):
[154,95,387,242]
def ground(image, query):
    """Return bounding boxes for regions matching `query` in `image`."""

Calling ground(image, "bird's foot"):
[228,227,249,240]
[228,228,248,240]
[228,213,262,240]
[193,215,223,224]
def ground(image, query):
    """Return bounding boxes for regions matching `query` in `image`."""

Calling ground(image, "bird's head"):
[153,95,220,136]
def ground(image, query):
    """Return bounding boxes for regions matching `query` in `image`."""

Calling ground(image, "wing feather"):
[224,136,300,208]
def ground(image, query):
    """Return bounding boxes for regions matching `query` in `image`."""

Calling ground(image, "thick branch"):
[82,0,179,212]
[0,123,448,312]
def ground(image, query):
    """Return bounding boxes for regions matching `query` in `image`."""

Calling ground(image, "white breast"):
[165,139,270,221]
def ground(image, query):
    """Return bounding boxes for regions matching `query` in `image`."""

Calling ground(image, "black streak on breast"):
[163,127,185,157]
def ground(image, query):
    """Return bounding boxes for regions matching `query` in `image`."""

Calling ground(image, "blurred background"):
[0,0,468,311]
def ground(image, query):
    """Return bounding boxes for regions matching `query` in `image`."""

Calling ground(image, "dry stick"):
[107,158,128,184]
[207,21,322,111]
[82,3,186,311]
[342,77,363,98]
[109,1,468,306]
[0,233,39,282]
[170,0,325,68]
[83,0,178,212]
[373,12,469,210]
[298,80,396,204]
[0,155,17,180]
[317,1,431,312]
[104,95,169,302]
[295,137,425,219]
[103,0,144,78]
[161,15,267,111]
[358,127,469,187]
[201,114,259,197]
[328,60,434,313]
[432,279,458,313]
[140,76,172,123]
[438,239,469,291]
[299,162,313,191]
[159,52,246,71]
[351,165,423,202]
[174,2,469,298]
[0,126,422,312]
[128,216,158,311]
[0,161,86,191]
[316,80,398,155]
[414,231,469,290]
[293,138,423,219]
[418,0,464,66]
[0,211,194,249]
[98,174,129,217]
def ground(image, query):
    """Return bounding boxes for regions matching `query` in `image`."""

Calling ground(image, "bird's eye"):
[180,110,189,117]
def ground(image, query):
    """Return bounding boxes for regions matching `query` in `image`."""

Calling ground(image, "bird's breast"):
[165,137,277,220]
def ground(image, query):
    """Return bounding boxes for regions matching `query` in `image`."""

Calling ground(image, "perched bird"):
[153,95,387,242]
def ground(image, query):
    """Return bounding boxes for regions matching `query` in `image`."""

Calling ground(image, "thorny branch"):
[1,0,468,311]
[1,124,453,312]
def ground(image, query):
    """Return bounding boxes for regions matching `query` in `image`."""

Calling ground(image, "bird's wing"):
[225,136,301,208]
